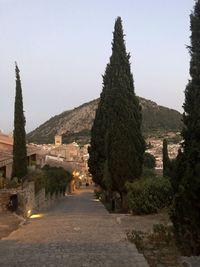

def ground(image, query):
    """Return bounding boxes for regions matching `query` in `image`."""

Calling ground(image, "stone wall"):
[0,182,65,217]
[34,188,46,211]
[0,191,10,212]
[5,162,12,179]
[17,182,65,217]
[17,182,35,217]
[0,189,18,212]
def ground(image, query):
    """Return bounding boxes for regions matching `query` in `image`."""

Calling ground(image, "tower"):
[55,135,62,146]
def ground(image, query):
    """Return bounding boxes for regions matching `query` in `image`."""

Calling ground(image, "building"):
[0,134,42,179]
[0,151,13,178]
[55,135,62,146]
[0,133,13,151]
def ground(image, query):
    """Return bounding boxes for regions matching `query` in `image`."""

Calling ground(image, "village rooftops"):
[0,134,13,146]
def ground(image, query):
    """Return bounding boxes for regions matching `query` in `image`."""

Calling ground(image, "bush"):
[3,177,20,189]
[43,165,72,195]
[27,166,72,195]
[94,186,104,200]
[143,152,156,169]
[126,177,172,214]
[142,167,156,178]
[33,170,47,194]
[127,225,181,266]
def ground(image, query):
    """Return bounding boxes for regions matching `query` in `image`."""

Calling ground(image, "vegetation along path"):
[0,188,149,267]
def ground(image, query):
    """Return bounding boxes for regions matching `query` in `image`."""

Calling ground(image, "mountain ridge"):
[27,97,182,144]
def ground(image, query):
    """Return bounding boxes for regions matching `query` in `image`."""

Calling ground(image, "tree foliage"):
[126,177,172,215]
[42,165,72,195]
[144,152,156,169]
[88,17,145,195]
[170,1,200,255]
[12,63,27,179]
[162,139,171,177]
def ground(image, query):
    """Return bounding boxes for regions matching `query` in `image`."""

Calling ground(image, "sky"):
[0,0,195,133]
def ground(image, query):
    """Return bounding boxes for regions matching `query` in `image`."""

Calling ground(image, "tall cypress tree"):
[88,64,111,189]
[12,63,27,179]
[162,139,170,177]
[170,0,200,255]
[88,17,145,197]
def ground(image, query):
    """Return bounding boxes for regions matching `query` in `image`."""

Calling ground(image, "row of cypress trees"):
[89,0,200,255]
[8,1,200,253]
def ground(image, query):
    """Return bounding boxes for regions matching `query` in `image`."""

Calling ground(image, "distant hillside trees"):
[170,0,200,255]
[12,63,27,180]
[88,17,145,204]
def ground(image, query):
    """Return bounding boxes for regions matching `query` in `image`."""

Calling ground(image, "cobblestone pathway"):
[0,188,149,267]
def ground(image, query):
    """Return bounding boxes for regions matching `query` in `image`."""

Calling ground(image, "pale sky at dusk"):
[0,0,195,133]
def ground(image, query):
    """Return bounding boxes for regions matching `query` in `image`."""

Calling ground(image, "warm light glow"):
[72,170,80,177]
[30,214,44,219]
[92,199,100,202]
[27,210,32,217]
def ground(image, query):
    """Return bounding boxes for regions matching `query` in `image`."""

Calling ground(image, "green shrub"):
[94,190,103,200]
[33,170,47,194]
[126,177,172,214]
[143,152,156,169]
[127,230,144,251]
[43,165,72,195]
[142,167,156,178]
[3,177,20,189]
[27,166,72,195]
[127,225,181,266]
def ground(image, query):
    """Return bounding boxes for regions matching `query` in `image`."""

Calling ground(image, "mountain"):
[27,97,182,144]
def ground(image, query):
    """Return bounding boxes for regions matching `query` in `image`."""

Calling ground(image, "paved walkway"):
[0,212,23,239]
[0,188,149,267]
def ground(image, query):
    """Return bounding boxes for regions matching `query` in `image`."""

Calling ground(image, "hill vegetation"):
[27,97,182,144]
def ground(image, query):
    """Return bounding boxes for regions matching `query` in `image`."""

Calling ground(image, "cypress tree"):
[12,63,27,180]
[88,17,145,197]
[162,139,170,177]
[170,0,200,255]
[88,64,110,189]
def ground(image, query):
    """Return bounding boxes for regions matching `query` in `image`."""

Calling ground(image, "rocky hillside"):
[27,97,182,144]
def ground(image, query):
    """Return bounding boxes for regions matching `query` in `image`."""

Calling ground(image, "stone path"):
[0,212,23,239]
[0,188,149,267]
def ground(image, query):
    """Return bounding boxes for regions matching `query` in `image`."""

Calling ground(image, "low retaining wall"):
[0,191,11,212]
[17,182,35,217]
[0,182,65,217]
[0,189,18,212]
[17,182,65,217]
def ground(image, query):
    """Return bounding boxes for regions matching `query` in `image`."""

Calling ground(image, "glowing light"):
[92,199,100,202]
[72,171,80,177]
[27,210,32,217]
[30,214,44,219]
